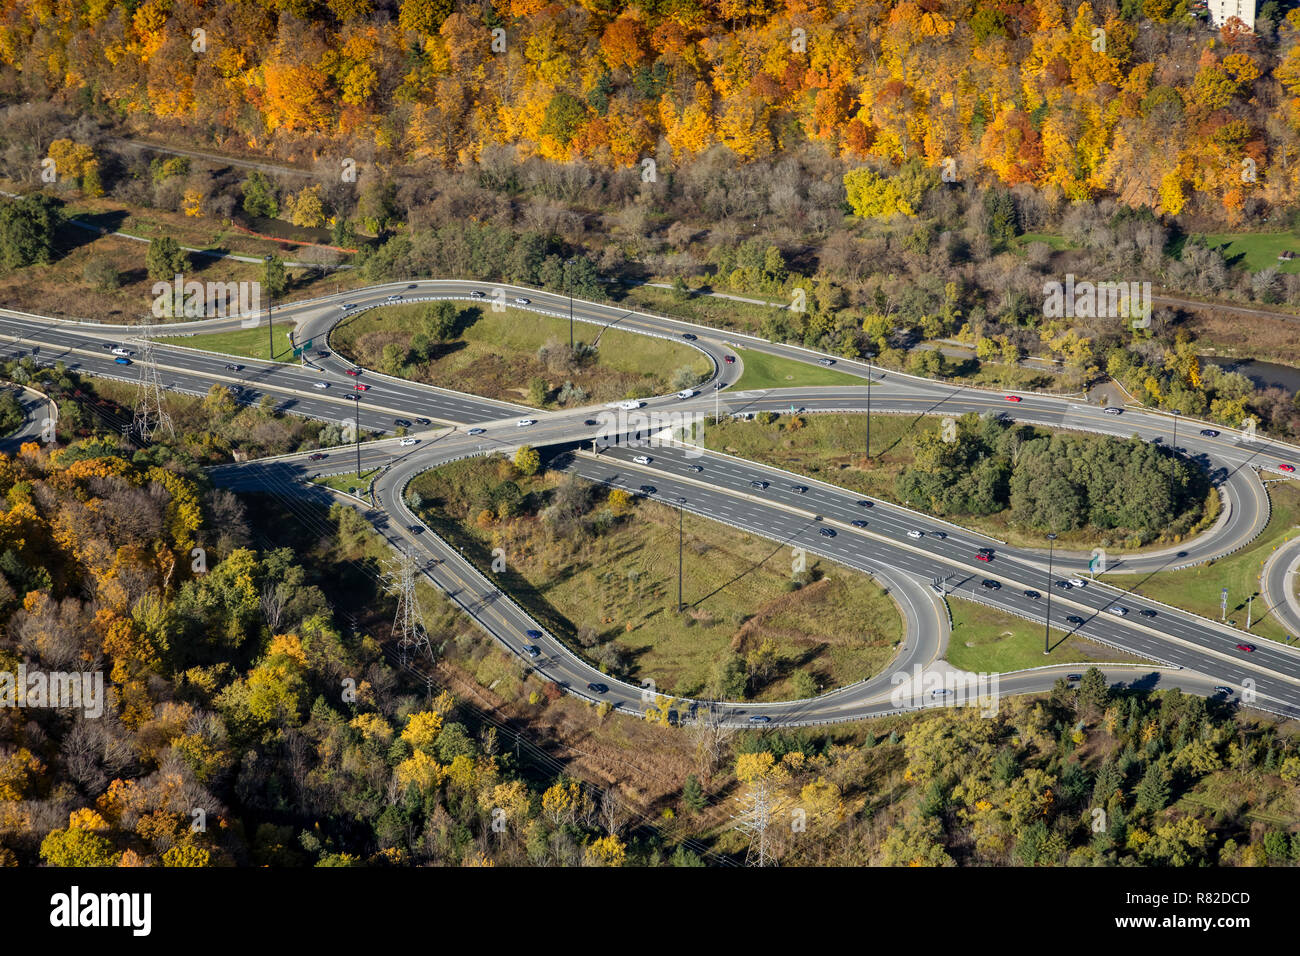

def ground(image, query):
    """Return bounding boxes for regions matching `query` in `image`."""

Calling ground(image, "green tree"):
[241,172,279,218]
[146,235,189,281]
[263,255,288,299]
[514,445,541,476]
[0,194,63,269]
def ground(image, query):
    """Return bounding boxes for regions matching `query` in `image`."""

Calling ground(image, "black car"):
[316,350,330,358]
[856,500,873,508]
[584,419,598,426]
[1139,608,1157,618]
[1200,428,1220,437]
[639,485,656,495]
[101,343,115,350]
[409,525,423,534]
[681,333,697,341]
[1023,589,1040,599]
[751,480,769,489]
[819,528,836,537]
[415,417,432,426]
[224,363,243,371]
[587,683,608,694]
[394,418,411,427]
[851,520,868,528]
[1066,673,1082,683]
[689,464,703,473]
[1066,615,1085,625]
[308,453,327,461]
[1054,580,1072,590]
[791,485,807,494]
[981,579,1000,590]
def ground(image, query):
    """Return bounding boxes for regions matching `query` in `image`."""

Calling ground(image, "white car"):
[677,389,696,400]
[907,530,924,539]
[399,437,419,446]
[617,400,646,410]
[111,347,132,356]
[1068,578,1087,588]
[1108,605,1128,616]
[633,455,652,465]
[313,382,329,389]
[470,290,485,298]
[514,297,530,305]
[516,419,536,427]
[386,294,402,302]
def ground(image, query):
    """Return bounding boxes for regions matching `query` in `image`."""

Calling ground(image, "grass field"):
[329,304,710,407]
[701,411,1211,551]
[1099,481,1300,645]
[1193,233,1300,275]
[311,468,380,496]
[946,598,1153,673]
[617,284,782,337]
[407,458,905,701]
[162,324,300,362]
[731,347,867,390]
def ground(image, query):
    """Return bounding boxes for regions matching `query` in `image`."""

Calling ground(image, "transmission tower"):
[731,777,775,867]
[388,548,432,665]
[129,319,173,442]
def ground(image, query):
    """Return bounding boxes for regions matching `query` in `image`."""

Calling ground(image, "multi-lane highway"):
[4,278,1300,724]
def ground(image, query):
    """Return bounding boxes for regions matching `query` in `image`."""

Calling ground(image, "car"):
[394,418,411,427]
[1103,406,1123,415]
[1236,643,1256,652]
[1280,464,1296,473]
[523,645,540,659]
[408,525,423,534]
[516,419,536,427]
[751,480,769,489]
[1200,428,1219,438]
[1066,673,1082,683]
[1214,685,1234,696]
[399,438,419,446]
[113,357,131,365]
[341,303,357,310]
[354,383,369,391]
[639,485,656,495]
[1054,580,1072,590]
[385,294,402,302]
[1005,395,1022,402]
[415,418,431,426]
[790,485,807,494]
[514,297,530,305]
[1066,615,1085,625]
[111,347,132,356]
[1108,605,1128,616]
[1067,578,1086,588]
[633,455,652,465]
[525,629,543,640]
[1023,589,1041,600]
[977,547,994,556]
[851,520,868,528]
[316,350,330,358]
[313,382,329,389]
[469,290,485,298]
[467,428,486,436]
[587,682,608,694]
[981,579,1001,590]
[100,343,114,350]
[907,530,924,539]
[345,394,360,401]
[817,358,835,367]
[724,355,735,364]
[856,500,873,508]
[344,368,361,376]
[583,419,598,426]
[931,531,947,540]
[677,389,696,399]
[308,453,327,461]
[930,688,952,698]
[689,464,703,473]
[224,363,243,371]
[1139,608,1157,618]
[976,552,992,562]
[819,528,837,537]
[748,715,771,723]
[681,333,697,341]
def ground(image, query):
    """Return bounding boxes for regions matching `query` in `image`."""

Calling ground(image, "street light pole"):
[264,255,273,361]
[355,396,361,478]
[865,351,873,461]
[1044,532,1058,655]
[1169,409,1180,506]
[677,497,686,612]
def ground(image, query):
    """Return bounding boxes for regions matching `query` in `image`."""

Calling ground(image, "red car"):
[1280,464,1296,473]
[976,552,992,562]
[724,355,735,364]
[344,369,361,376]
[1004,395,1022,402]
[354,383,369,391]
[1236,643,1256,652]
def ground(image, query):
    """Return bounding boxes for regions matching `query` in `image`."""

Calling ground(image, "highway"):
[5,279,1300,725]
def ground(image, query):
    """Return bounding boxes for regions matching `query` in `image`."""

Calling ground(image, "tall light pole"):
[677,497,686,612]
[563,256,577,351]
[354,395,361,478]
[1044,532,1058,655]
[264,254,274,361]
[1169,409,1180,507]
[865,351,874,461]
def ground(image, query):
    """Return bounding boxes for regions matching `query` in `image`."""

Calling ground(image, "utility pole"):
[264,254,274,361]
[389,549,432,666]
[1044,532,1057,655]
[865,351,873,461]
[1169,409,1180,506]
[732,776,774,867]
[1247,594,1253,629]
[355,395,361,477]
